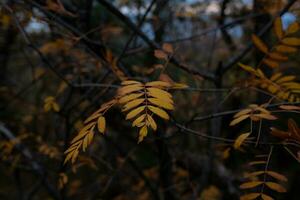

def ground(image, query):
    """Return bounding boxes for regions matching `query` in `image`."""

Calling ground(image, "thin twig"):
[221,0,298,74]
[97,0,216,81]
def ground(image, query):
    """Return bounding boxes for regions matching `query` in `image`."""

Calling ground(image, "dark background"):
[1,0,300,199]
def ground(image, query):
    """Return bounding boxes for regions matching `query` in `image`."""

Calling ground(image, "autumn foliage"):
[1,1,300,200]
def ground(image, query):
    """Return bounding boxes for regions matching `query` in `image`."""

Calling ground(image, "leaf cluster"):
[240,156,287,200]
[64,80,187,164]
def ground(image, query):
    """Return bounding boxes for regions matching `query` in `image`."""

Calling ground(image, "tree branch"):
[221,0,298,74]
[97,0,216,81]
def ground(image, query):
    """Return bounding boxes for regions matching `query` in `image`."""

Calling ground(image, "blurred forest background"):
[1,0,300,199]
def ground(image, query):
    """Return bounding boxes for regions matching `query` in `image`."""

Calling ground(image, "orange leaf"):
[261,194,274,200]
[154,50,168,60]
[240,193,260,200]
[263,58,279,68]
[274,17,283,39]
[252,34,269,54]
[266,171,288,182]
[240,181,263,189]
[286,21,300,34]
[162,43,173,54]
[234,132,251,149]
[265,182,287,192]
[230,114,250,126]
[279,105,300,111]
[282,37,300,46]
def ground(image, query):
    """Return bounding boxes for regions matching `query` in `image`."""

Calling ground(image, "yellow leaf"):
[84,113,101,124]
[0,14,11,28]
[267,85,279,93]
[234,132,251,149]
[44,103,51,112]
[240,193,260,200]
[267,52,288,61]
[239,63,260,76]
[265,182,286,192]
[275,45,297,53]
[240,181,263,189]
[71,123,95,143]
[132,114,146,127]
[64,143,78,154]
[249,161,267,165]
[282,37,300,46]
[221,147,231,160]
[276,75,296,83]
[250,115,264,121]
[44,96,60,112]
[148,105,169,120]
[171,83,189,89]
[256,69,265,78]
[138,126,148,143]
[244,171,265,178]
[58,173,68,189]
[118,85,143,96]
[87,129,94,144]
[147,87,172,100]
[254,106,269,114]
[147,114,157,131]
[252,113,277,120]
[46,0,76,17]
[136,122,145,127]
[82,132,89,152]
[270,73,282,81]
[159,73,174,83]
[145,81,172,88]
[286,21,300,34]
[281,82,300,89]
[119,93,143,104]
[126,106,145,120]
[148,98,174,110]
[121,80,141,85]
[45,96,55,102]
[288,95,296,102]
[52,102,60,112]
[64,150,74,164]
[239,63,254,72]
[122,98,145,112]
[33,68,45,79]
[97,116,106,134]
[71,149,79,163]
[57,82,67,94]
[279,105,300,111]
[252,34,269,54]
[234,109,252,118]
[100,99,117,111]
[261,194,274,200]
[263,58,279,68]
[40,39,67,54]
[230,114,250,126]
[250,104,263,110]
[266,171,288,182]
[274,17,283,39]
[200,185,221,200]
